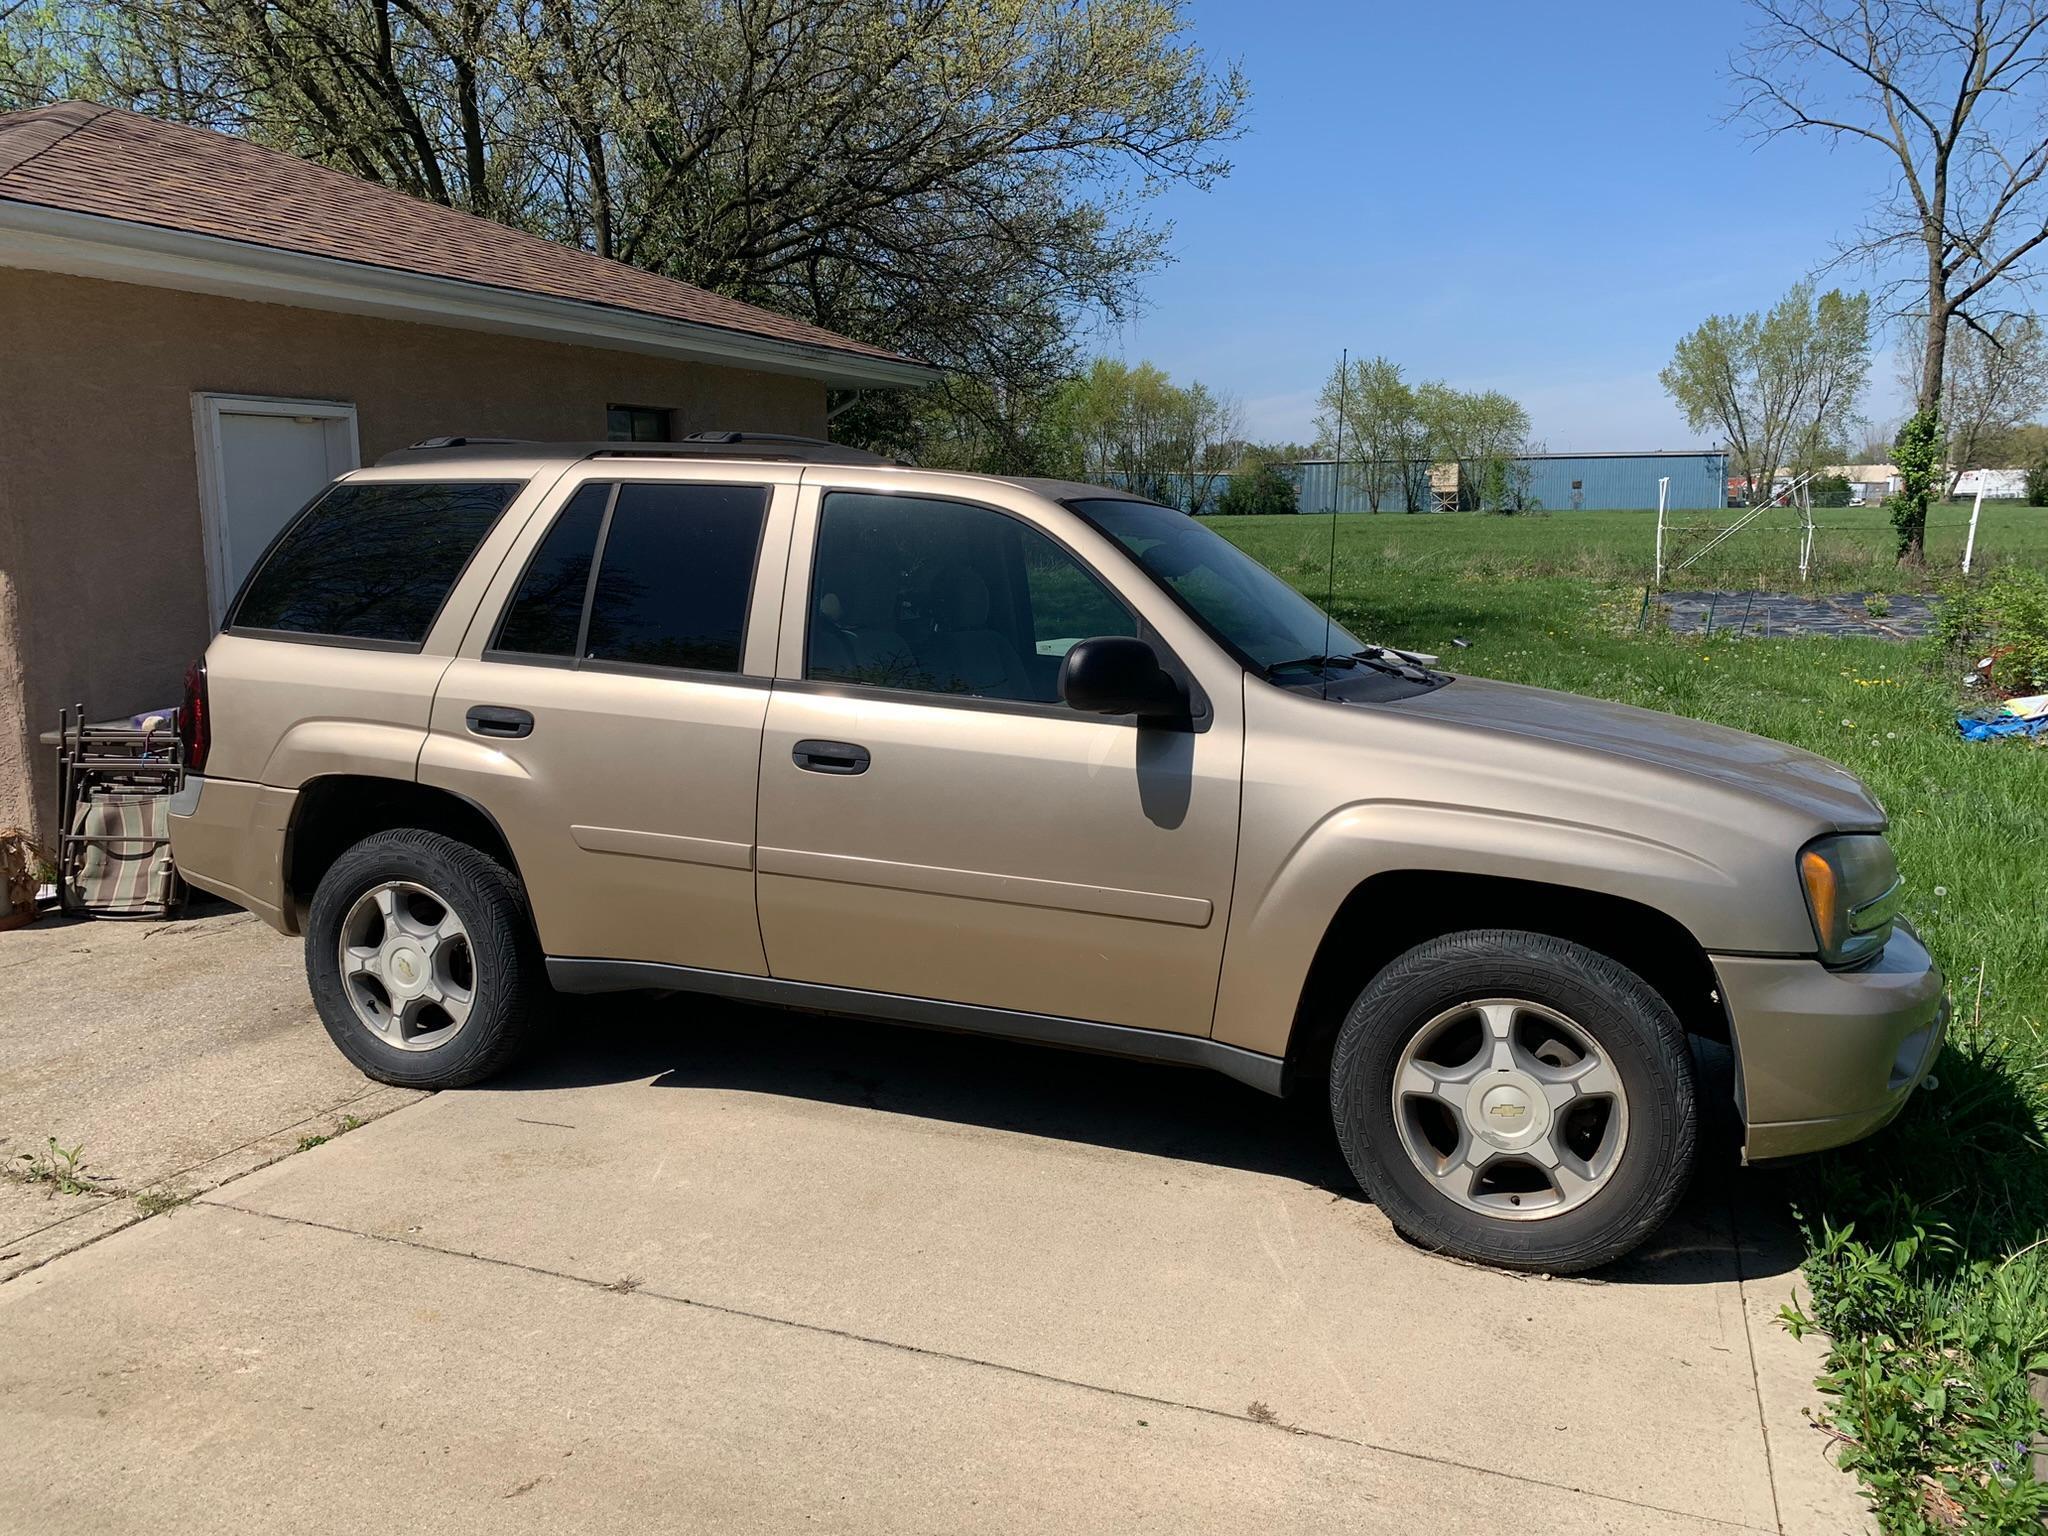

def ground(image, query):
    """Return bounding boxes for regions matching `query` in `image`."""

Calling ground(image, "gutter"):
[0,198,939,390]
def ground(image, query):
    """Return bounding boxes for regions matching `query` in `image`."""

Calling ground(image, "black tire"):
[1329,929,1696,1274]
[305,829,542,1089]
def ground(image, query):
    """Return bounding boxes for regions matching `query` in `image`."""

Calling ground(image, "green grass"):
[1207,507,2048,1532]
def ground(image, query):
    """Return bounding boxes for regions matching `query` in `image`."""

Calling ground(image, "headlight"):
[1798,834,1902,968]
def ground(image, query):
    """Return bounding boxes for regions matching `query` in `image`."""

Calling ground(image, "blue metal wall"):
[1517,454,1726,511]
[1105,453,1728,513]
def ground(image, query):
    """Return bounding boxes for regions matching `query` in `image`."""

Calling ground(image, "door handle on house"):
[792,739,870,775]
[466,705,534,739]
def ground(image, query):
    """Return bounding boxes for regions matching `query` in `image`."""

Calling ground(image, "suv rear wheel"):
[305,829,542,1088]
[1330,929,1696,1273]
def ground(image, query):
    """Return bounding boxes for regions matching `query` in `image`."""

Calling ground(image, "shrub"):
[1809,473,1852,507]
[1937,565,2048,694]
[1216,459,1299,516]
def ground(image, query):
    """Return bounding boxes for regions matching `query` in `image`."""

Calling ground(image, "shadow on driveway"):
[488,991,1801,1288]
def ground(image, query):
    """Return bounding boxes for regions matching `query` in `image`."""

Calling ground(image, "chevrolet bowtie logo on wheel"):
[1489,1104,1527,1120]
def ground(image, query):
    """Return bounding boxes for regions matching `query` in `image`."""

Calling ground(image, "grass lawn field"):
[1206,503,2048,1532]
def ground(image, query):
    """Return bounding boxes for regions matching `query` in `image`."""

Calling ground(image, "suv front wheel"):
[1330,929,1697,1273]
[305,829,543,1089]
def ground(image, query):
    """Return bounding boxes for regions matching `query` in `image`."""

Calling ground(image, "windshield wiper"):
[1263,653,1359,679]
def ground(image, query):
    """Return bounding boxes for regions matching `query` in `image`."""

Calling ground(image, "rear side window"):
[488,480,769,674]
[493,483,609,657]
[585,483,767,672]
[232,480,521,645]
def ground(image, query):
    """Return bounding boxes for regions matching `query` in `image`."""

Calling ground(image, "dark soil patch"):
[1658,590,1936,640]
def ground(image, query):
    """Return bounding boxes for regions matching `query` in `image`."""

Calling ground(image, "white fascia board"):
[0,199,937,389]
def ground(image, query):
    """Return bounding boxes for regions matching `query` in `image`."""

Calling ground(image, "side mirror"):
[1059,636,1186,722]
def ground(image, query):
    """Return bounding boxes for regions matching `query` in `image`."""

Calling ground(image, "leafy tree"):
[1049,357,1241,506]
[1314,358,1534,512]
[1174,382,1246,514]
[14,0,1247,454]
[2005,422,2048,503]
[1660,283,1871,507]
[1736,0,2048,558]
[1438,389,1535,511]
[0,0,68,106]
[1314,356,1412,511]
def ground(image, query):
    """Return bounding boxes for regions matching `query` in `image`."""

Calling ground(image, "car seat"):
[916,564,1032,698]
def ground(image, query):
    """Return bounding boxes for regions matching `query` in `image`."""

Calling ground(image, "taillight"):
[179,658,210,773]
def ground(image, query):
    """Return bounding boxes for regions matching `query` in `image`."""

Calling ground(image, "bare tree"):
[1937,313,2048,489]
[1735,0,2048,556]
[1852,415,1903,462]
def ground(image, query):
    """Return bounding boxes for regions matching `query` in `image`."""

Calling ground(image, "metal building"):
[1109,450,1729,515]
[1288,451,1726,514]
[1513,451,1727,512]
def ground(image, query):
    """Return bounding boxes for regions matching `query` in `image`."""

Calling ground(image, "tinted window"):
[233,481,520,644]
[1066,497,1363,671]
[808,493,1133,703]
[607,405,672,442]
[583,482,767,672]
[493,483,609,657]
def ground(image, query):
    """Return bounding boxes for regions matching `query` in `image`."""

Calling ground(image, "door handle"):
[792,739,870,775]
[466,705,534,739]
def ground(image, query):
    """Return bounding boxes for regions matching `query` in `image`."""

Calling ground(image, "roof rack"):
[376,431,891,468]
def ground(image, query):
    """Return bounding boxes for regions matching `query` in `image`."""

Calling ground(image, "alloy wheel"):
[337,880,476,1052]
[1390,997,1629,1219]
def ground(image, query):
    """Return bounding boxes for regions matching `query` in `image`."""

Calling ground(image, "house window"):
[607,404,673,442]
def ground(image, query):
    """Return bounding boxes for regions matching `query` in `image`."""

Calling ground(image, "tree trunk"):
[1895,294,1950,563]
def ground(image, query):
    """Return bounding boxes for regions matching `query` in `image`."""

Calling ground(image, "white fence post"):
[1654,477,1669,586]
[1798,479,1815,584]
[1962,484,1985,574]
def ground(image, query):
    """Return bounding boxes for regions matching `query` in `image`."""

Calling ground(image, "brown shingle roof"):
[0,101,928,374]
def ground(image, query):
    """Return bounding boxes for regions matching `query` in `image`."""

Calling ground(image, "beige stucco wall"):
[0,267,829,841]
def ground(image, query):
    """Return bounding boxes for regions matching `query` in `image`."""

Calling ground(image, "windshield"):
[1066,498,1364,672]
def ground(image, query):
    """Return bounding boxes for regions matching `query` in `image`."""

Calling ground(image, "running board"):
[544,957,1285,1096]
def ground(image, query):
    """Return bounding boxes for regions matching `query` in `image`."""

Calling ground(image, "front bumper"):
[166,773,300,934]
[1715,923,1947,1162]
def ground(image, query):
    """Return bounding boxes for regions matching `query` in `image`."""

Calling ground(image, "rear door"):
[753,471,1245,1036]
[422,461,798,973]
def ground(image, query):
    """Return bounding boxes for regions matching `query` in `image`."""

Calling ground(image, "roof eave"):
[0,198,939,389]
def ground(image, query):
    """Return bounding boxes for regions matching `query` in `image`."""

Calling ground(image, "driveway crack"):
[203,1197,1777,1534]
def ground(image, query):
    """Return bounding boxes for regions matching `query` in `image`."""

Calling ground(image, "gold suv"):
[169,434,1945,1271]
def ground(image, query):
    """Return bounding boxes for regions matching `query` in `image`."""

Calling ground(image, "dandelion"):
[1934,886,1948,898]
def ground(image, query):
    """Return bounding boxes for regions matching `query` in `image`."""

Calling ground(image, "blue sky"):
[1101,0,1915,451]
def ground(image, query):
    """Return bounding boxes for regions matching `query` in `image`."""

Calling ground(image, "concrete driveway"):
[0,901,420,1279]
[0,919,1870,1533]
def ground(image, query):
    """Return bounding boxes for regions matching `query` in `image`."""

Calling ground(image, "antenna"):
[1323,349,1346,701]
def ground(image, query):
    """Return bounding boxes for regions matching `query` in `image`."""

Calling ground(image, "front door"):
[755,483,1243,1036]
[423,467,796,974]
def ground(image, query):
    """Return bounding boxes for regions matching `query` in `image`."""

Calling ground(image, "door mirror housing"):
[1059,636,1187,722]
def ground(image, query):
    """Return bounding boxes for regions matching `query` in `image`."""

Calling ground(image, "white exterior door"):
[193,394,359,623]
